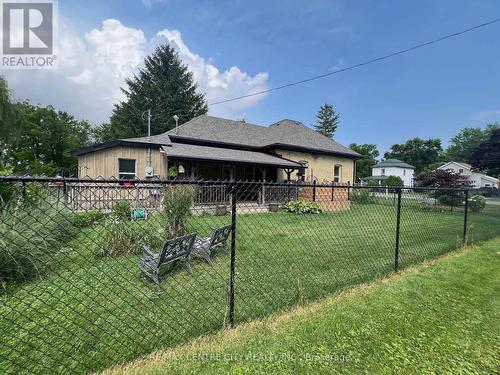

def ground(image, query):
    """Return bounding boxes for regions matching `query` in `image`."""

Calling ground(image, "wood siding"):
[77,146,166,179]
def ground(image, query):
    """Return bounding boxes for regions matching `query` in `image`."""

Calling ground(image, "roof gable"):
[373,159,415,169]
[166,115,360,157]
[73,115,361,157]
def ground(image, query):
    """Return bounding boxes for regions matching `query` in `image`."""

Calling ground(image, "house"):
[437,161,499,188]
[363,159,415,187]
[73,115,361,184]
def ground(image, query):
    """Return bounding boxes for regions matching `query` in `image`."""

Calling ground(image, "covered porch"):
[162,143,303,205]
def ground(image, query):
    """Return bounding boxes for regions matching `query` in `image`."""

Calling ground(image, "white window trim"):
[334,164,342,183]
[118,158,136,179]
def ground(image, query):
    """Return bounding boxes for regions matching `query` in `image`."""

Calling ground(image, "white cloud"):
[2,19,269,124]
[157,29,269,117]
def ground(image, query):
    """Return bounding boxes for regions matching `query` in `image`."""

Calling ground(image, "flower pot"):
[269,203,279,212]
[215,205,228,216]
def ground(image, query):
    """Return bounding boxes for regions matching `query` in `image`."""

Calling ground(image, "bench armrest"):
[141,245,155,257]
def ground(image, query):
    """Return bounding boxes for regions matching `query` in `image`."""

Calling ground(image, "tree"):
[468,128,500,176]
[385,175,404,187]
[384,138,442,174]
[444,124,499,162]
[314,103,340,139]
[107,44,208,140]
[416,169,470,209]
[8,102,93,176]
[349,143,379,179]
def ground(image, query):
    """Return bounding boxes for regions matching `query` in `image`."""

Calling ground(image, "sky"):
[2,0,500,155]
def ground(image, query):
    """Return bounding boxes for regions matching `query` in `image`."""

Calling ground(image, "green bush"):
[385,176,404,187]
[93,222,163,257]
[0,168,15,207]
[468,195,486,212]
[283,200,322,214]
[73,210,105,228]
[163,185,195,237]
[350,189,376,204]
[0,204,75,286]
[112,200,131,222]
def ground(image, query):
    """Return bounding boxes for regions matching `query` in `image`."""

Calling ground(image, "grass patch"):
[104,237,500,375]
[0,201,499,374]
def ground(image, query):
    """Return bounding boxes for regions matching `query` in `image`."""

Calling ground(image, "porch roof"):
[162,143,303,169]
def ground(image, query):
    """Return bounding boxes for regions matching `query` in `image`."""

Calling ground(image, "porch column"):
[260,167,267,205]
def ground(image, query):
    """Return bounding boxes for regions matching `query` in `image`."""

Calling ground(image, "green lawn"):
[1,202,499,374]
[104,237,500,375]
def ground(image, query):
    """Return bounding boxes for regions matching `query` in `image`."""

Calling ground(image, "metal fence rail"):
[0,176,499,374]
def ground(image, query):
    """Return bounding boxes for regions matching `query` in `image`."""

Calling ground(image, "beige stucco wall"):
[77,146,166,179]
[276,149,355,184]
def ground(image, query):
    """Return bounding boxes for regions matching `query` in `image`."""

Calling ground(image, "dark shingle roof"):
[162,144,303,168]
[166,115,360,157]
[373,159,415,169]
[73,115,360,157]
[120,133,172,146]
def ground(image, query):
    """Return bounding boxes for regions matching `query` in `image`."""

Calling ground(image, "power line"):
[208,17,500,106]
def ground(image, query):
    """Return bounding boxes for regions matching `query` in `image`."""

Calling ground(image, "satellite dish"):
[145,166,154,177]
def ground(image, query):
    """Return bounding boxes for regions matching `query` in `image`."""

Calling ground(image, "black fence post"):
[229,184,237,328]
[463,189,469,245]
[331,181,334,201]
[312,180,317,202]
[394,188,402,272]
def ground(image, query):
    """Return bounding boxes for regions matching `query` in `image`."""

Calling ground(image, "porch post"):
[261,167,267,205]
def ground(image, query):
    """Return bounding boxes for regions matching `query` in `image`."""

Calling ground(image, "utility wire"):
[208,17,500,106]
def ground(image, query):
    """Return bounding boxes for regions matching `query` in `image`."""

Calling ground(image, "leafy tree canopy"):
[416,169,470,189]
[468,128,500,176]
[384,138,442,174]
[107,44,208,141]
[349,143,379,180]
[314,103,339,139]
[444,124,499,162]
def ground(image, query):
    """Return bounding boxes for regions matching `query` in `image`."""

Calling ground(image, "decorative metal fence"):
[1,176,499,374]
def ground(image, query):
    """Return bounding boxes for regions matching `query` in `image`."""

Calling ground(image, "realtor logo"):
[1,0,57,69]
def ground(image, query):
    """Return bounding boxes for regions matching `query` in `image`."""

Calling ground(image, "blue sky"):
[4,0,500,155]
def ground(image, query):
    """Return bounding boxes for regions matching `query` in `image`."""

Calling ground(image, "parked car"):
[476,187,500,197]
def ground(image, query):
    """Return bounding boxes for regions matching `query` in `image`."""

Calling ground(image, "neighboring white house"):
[364,159,416,187]
[437,161,499,188]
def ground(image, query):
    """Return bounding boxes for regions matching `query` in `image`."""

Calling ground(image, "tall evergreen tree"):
[314,103,339,139]
[108,44,208,140]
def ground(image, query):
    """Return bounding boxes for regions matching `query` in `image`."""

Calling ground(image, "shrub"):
[385,175,404,187]
[94,223,141,257]
[163,185,195,237]
[350,189,376,204]
[0,168,15,207]
[283,200,322,214]
[0,204,75,286]
[93,221,164,257]
[73,210,105,228]
[468,195,486,212]
[438,193,464,208]
[112,200,131,222]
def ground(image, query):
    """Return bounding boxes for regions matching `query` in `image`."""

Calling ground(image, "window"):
[334,165,342,183]
[458,168,464,173]
[118,159,136,180]
[381,168,386,176]
[403,169,406,176]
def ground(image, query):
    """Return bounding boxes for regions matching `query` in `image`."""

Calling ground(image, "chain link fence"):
[1,176,499,374]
